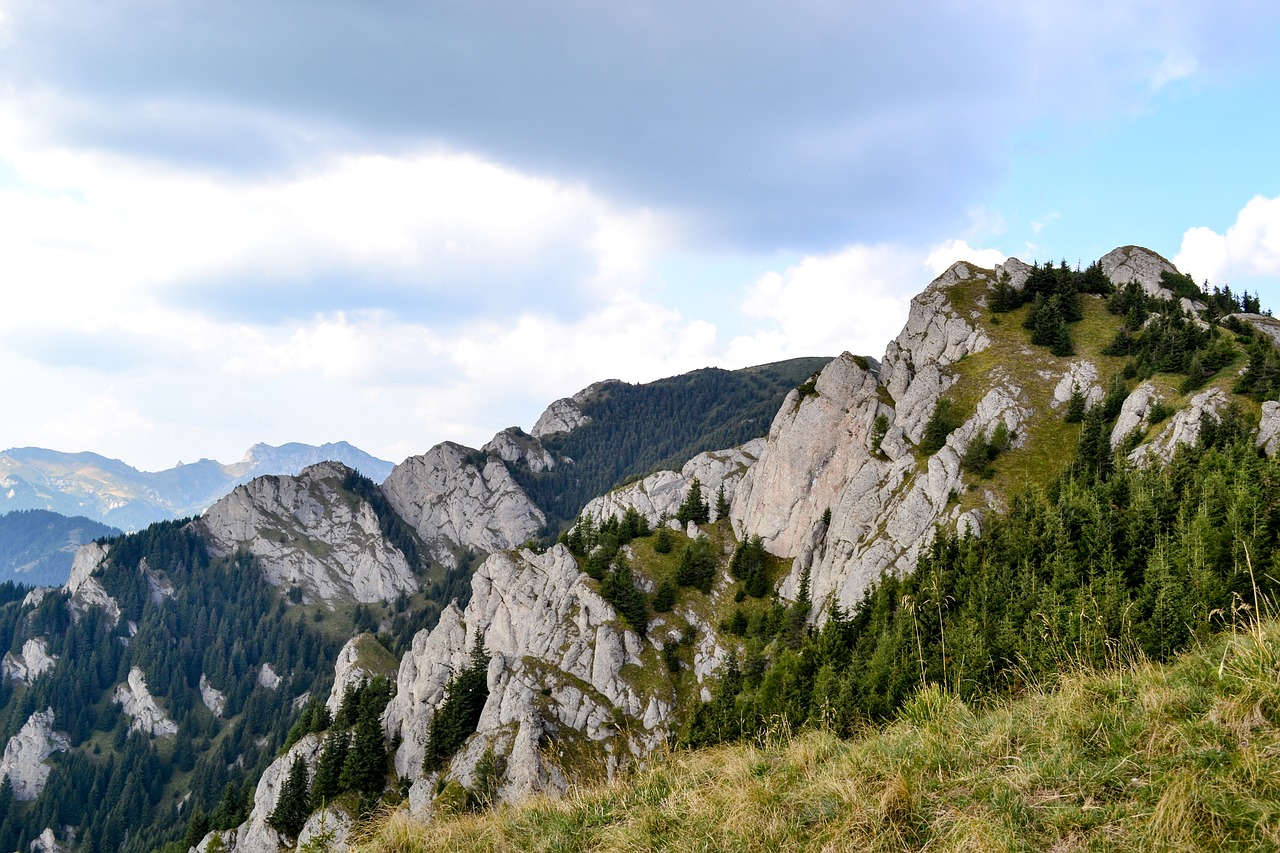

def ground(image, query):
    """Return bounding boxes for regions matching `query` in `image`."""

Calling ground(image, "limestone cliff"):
[578,439,765,527]
[732,262,1025,612]
[384,544,683,812]
[0,709,69,801]
[197,461,419,605]
[113,666,179,737]
[2,638,58,684]
[529,381,618,439]
[381,443,545,568]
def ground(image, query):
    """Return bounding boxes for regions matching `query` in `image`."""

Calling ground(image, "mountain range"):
[0,442,397,533]
[2,246,1279,853]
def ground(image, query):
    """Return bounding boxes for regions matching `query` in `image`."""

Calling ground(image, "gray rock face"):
[1130,387,1226,465]
[1052,361,1103,409]
[530,381,617,439]
[733,263,1024,613]
[200,674,227,717]
[258,664,282,690]
[203,735,325,853]
[63,542,120,626]
[1259,401,1280,458]
[29,827,62,853]
[324,636,396,717]
[1099,246,1179,299]
[114,667,178,737]
[385,545,670,810]
[297,807,353,853]
[0,709,69,801]
[482,428,557,474]
[2,638,58,684]
[579,439,766,527]
[1110,381,1159,449]
[198,462,418,605]
[1229,313,1280,347]
[994,256,1033,291]
[382,443,545,568]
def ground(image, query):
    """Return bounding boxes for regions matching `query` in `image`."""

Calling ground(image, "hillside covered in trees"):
[512,357,831,533]
[0,510,122,587]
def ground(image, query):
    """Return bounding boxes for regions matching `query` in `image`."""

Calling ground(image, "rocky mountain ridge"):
[5,247,1280,853]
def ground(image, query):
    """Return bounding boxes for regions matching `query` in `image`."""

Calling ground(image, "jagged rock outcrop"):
[382,443,544,567]
[202,735,325,853]
[482,428,557,474]
[29,828,62,853]
[198,462,418,605]
[1110,381,1160,449]
[259,664,282,690]
[733,262,1027,612]
[64,541,121,625]
[324,634,398,716]
[1099,246,1179,299]
[530,381,617,439]
[200,674,227,716]
[579,439,766,526]
[995,257,1033,291]
[113,667,178,737]
[1052,360,1104,409]
[2,638,58,684]
[1230,313,1280,347]
[0,709,69,801]
[1258,401,1280,458]
[297,807,353,853]
[385,545,671,811]
[1130,387,1226,465]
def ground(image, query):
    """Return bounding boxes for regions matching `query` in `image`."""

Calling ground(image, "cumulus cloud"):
[726,245,920,364]
[1174,194,1280,286]
[924,240,1007,276]
[0,99,666,334]
[4,0,1274,250]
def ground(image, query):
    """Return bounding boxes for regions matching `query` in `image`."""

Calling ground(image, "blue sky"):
[1,0,1279,471]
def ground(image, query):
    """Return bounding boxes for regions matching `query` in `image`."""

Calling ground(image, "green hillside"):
[0,509,123,587]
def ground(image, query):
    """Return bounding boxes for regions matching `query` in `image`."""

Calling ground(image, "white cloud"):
[924,240,1007,276]
[0,97,669,337]
[1174,194,1280,286]
[727,245,920,364]
[1150,51,1199,90]
[35,388,156,456]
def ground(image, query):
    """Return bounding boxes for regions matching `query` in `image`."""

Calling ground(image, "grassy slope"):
[942,273,1255,515]
[359,615,1280,852]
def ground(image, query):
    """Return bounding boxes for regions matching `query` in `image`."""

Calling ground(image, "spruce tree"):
[267,755,310,839]
[422,633,490,773]
[339,679,392,797]
[310,728,350,809]
[676,478,711,526]
[714,485,730,522]
[1064,384,1086,423]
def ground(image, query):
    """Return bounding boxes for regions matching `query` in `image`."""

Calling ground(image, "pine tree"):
[339,679,393,797]
[423,633,490,773]
[600,559,648,635]
[267,755,310,839]
[714,485,730,522]
[676,478,711,526]
[1064,384,1086,423]
[310,728,350,809]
